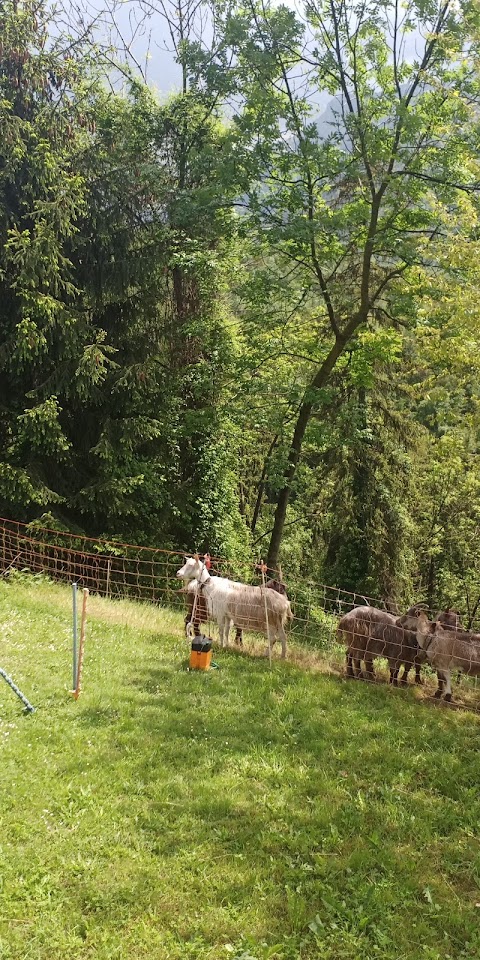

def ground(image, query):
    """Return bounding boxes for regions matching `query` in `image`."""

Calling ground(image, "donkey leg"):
[346,650,355,678]
[218,617,228,649]
[434,672,445,699]
[389,665,399,686]
[364,655,375,682]
[443,671,453,702]
[399,663,411,686]
[278,625,287,659]
[354,650,366,678]
[265,626,276,659]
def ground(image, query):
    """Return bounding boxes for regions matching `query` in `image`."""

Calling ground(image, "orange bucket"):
[189,638,212,671]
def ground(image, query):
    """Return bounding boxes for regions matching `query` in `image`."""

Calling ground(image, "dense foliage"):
[1,0,480,611]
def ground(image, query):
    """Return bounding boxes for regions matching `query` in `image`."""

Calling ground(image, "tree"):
[227,0,480,569]
[0,0,104,515]
[412,433,480,621]
[408,233,480,619]
[0,0,249,555]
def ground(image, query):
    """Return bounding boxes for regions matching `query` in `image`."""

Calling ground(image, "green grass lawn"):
[1,575,480,960]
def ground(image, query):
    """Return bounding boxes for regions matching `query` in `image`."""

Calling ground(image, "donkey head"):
[436,608,462,630]
[397,603,428,632]
[416,611,438,659]
[176,555,203,581]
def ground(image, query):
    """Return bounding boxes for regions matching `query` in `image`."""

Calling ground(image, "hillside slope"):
[1,576,480,960]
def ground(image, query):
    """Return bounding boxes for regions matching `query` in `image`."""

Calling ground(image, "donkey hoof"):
[444,693,453,703]
[434,689,442,699]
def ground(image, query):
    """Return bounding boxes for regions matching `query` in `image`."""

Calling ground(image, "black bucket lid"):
[191,638,212,653]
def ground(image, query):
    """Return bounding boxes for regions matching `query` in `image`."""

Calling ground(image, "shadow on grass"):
[4,580,480,958]
[45,625,480,958]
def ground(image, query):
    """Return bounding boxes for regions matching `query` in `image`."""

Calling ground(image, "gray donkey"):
[416,611,480,702]
[339,605,421,685]
[340,604,463,687]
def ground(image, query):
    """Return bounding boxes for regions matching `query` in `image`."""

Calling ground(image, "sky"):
[111,3,184,93]
[71,1,203,95]
[67,0,421,109]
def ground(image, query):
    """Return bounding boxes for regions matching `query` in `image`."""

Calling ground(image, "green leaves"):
[13,397,70,459]
[0,0,479,588]
[75,333,118,399]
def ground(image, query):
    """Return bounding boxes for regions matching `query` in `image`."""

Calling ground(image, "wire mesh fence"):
[0,517,187,606]
[1,516,479,711]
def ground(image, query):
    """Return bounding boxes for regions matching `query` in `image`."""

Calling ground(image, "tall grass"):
[1,575,480,960]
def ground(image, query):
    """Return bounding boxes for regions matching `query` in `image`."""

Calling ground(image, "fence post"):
[74,588,89,700]
[106,558,111,599]
[72,582,78,691]
[260,560,272,670]
[0,667,35,713]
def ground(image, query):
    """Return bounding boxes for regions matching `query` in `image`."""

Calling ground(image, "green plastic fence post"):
[0,667,34,712]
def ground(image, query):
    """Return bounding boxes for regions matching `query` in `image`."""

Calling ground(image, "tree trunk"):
[465,596,480,631]
[251,434,278,533]
[426,556,435,612]
[266,327,359,571]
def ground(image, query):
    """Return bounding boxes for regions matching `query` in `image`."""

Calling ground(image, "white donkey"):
[176,556,291,658]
